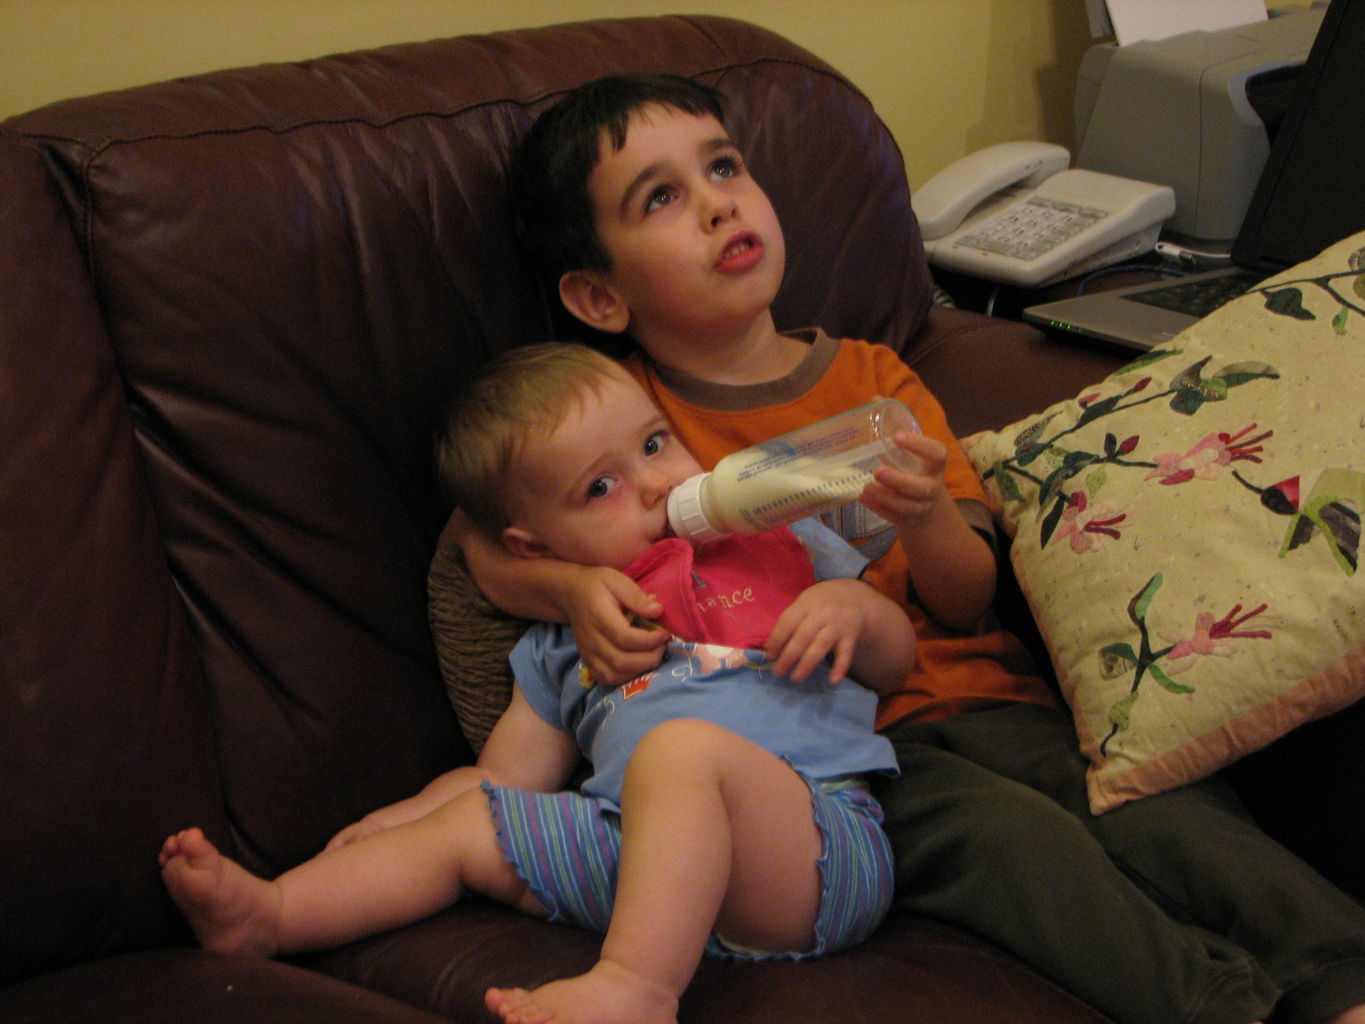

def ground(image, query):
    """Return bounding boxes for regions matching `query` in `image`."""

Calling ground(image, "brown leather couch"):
[3,15,1359,1024]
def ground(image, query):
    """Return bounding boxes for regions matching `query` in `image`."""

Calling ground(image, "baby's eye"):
[643,185,674,214]
[587,476,618,500]
[643,430,668,457]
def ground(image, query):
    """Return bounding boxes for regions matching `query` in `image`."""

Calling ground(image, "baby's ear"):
[502,525,550,560]
[559,270,630,334]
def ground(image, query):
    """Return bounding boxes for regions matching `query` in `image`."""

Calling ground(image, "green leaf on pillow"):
[1099,642,1137,678]
[1107,691,1139,731]
[1169,357,1224,414]
[1128,573,1163,625]
[1170,356,1213,388]
[1149,662,1196,696]
[1086,465,1108,499]
[1075,393,1124,428]
[1215,361,1280,388]
[1334,306,1351,334]
[993,461,1023,501]
[1264,286,1315,320]
[1012,414,1057,465]
[1040,492,1067,548]
[1281,468,1365,575]
[1038,451,1100,514]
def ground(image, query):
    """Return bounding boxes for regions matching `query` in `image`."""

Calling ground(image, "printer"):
[1074,7,1324,248]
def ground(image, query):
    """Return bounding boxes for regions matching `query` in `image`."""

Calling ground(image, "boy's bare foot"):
[158,827,282,957]
[485,959,678,1024]
[1328,1004,1365,1024]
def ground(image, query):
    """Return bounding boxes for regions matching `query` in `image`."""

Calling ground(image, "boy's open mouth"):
[717,232,762,271]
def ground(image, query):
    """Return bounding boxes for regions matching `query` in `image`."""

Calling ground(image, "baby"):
[160,342,916,1024]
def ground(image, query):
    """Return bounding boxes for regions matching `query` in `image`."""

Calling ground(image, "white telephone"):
[912,141,1176,288]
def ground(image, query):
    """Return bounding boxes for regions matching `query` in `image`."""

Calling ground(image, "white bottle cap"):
[666,473,723,545]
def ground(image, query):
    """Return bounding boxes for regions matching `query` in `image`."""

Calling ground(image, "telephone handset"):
[912,141,1176,288]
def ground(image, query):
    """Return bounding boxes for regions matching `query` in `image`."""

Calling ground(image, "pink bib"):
[625,529,814,648]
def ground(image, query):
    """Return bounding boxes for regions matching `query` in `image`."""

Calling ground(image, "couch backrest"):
[1,15,932,984]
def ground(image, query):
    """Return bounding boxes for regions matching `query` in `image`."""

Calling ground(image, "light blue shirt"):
[510,519,898,808]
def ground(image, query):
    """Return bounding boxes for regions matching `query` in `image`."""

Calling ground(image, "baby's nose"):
[640,469,671,504]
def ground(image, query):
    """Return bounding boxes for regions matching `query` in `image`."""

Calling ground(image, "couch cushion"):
[304,905,1113,1024]
[967,231,1365,813]
[0,949,452,1024]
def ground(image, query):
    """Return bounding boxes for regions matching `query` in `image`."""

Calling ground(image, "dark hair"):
[509,72,727,284]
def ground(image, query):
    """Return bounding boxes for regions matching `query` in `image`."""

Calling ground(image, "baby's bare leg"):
[486,719,823,1024]
[161,788,538,957]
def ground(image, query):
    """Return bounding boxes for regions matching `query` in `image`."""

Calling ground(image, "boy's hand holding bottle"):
[861,431,951,533]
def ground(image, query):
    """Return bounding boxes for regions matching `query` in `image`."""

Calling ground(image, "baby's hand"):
[861,431,948,530]
[764,578,878,684]
[564,566,668,686]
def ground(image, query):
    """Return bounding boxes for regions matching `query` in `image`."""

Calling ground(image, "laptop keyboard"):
[1124,269,1263,318]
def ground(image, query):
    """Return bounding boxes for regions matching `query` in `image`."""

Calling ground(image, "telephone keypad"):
[956,197,1109,261]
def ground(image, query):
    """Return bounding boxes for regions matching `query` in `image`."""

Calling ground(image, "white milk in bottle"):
[666,399,923,544]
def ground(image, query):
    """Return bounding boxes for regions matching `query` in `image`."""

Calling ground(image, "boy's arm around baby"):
[457,514,669,686]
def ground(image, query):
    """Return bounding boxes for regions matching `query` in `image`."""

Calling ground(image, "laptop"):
[1023,0,1365,350]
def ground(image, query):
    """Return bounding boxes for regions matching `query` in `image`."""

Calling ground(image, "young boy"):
[455,72,1365,1024]
[160,342,914,1024]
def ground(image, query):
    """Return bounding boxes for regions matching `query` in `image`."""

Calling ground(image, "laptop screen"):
[1232,0,1365,273]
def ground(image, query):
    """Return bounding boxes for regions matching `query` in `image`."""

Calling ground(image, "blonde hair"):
[437,342,631,539]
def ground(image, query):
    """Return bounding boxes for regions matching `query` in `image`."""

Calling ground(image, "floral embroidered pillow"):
[966,231,1365,813]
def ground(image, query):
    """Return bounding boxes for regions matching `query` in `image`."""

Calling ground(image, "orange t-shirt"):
[626,328,1057,728]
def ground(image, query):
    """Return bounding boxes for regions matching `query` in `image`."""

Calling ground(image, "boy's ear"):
[559,270,630,334]
[502,525,550,560]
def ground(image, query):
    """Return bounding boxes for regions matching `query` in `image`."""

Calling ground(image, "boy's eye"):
[643,430,668,457]
[643,185,674,214]
[587,476,618,500]
[709,155,741,180]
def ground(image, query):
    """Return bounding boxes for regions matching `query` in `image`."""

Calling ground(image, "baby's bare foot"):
[159,827,281,957]
[1327,1004,1365,1024]
[485,959,678,1024]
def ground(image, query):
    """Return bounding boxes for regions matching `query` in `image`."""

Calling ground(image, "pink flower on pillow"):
[1053,491,1127,552]
[1161,602,1271,674]
[1146,423,1272,485]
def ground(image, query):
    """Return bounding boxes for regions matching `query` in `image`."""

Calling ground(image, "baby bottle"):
[666,398,923,544]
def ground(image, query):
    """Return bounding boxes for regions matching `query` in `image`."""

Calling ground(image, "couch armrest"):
[0,132,229,985]
[902,305,1129,439]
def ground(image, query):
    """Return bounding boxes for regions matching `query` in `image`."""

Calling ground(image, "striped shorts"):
[483,774,892,961]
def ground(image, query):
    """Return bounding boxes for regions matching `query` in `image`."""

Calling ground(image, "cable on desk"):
[984,285,1000,318]
[1073,262,1186,296]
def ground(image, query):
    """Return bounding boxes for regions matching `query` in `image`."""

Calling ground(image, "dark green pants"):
[874,702,1365,1024]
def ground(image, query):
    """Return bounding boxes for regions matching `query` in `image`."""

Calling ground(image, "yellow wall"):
[0,0,1105,189]
[0,2,1317,187]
